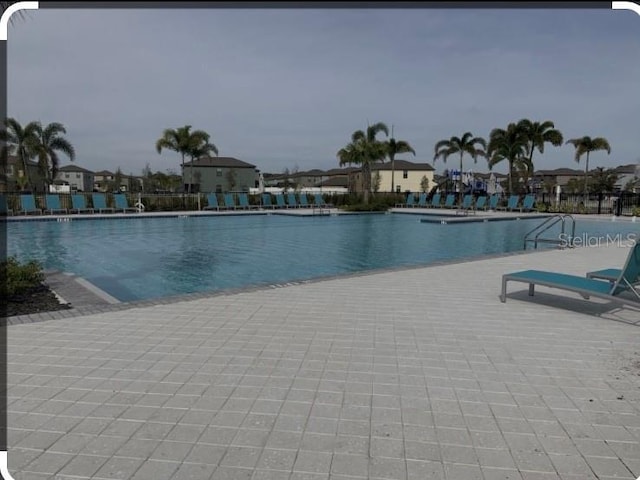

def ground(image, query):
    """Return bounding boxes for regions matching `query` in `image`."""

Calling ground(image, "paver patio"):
[4,243,640,479]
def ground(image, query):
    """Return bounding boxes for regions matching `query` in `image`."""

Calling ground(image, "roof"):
[613,163,640,174]
[320,177,349,187]
[324,167,358,176]
[534,168,584,176]
[371,160,434,171]
[183,156,256,169]
[58,164,94,174]
[94,170,115,176]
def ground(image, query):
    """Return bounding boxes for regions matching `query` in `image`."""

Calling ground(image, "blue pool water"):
[5,214,639,302]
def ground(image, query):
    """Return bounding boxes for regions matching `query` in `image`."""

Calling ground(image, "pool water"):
[5,214,639,302]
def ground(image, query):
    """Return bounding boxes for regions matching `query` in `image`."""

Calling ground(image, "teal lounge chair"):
[299,193,311,208]
[314,194,326,208]
[261,193,274,209]
[71,194,94,213]
[274,194,287,209]
[475,196,487,211]
[286,193,299,208]
[499,195,520,211]
[204,193,220,211]
[44,194,67,214]
[238,193,254,210]
[416,193,428,208]
[20,194,42,215]
[404,193,417,208]
[488,194,500,210]
[460,195,473,210]
[430,193,442,208]
[521,194,535,212]
[223,193,237,210]
[92,193,115,213]
[500,241,640,309]
[114,193,138,213]
[443,194,456,209]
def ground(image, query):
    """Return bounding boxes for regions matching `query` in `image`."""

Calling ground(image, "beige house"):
[352,160,435,193]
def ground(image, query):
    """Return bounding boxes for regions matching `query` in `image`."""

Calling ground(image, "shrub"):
[1,257,45,297]
[632,206,640,217]
[341,202,389,212]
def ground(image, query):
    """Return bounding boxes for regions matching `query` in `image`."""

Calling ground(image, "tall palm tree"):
[33,122,76,186]
[385,126,415,193]
[517,119,563,190]
[0,117,40,191]
[487,123,528,195]
[565,136,611,198]
[337,122,389,204]
[433,132,486,204]
[156,125,215,193]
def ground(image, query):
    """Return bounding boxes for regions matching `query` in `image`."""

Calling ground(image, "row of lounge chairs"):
[204,192,331,211]
[397,193,536,213]
[1,193,139,216]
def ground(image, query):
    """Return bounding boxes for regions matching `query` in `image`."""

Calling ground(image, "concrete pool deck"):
[4,243,640,480]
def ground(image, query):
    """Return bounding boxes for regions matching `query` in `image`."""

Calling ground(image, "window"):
[403,170,408,179]
[65,173,69,178]
[216,184,222,193]
[396,185,401,193]
[75,173,80,178]
[217,169,223,177]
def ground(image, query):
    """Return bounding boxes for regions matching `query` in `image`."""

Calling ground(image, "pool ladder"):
[523,214,576,250]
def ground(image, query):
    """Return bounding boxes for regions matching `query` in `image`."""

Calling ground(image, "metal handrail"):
[523,214,575,250]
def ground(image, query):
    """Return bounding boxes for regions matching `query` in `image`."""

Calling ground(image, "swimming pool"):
[5,214,639,302]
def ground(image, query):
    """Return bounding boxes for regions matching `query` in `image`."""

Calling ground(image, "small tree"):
[420,175,429,193]
[372,171,381,193]
[225,169,237,191]
[565,178,582,194]
[588,167,618,194]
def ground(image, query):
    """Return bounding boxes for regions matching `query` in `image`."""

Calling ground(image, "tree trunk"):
[508,160,513,196]
[390,155,395,193]
[363,162,371,204]
[20,149,32,192]
[584,151,590,199]
[458,153,464,205]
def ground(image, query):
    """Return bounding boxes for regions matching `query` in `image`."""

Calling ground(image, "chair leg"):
[528,284,535,296]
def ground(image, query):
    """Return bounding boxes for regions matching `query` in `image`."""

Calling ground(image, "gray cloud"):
[7,7,640,176]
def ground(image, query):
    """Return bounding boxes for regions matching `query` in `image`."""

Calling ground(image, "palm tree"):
[385,126,415,193]
[0,117,40,191]
[33,122,76,187]
[156,125,215,193]
[487,123,528,195]
[565,136,611,198]
[517,119,563,190]
[337,122,389,204]
[433,132,486,204]
[186,133,218,192]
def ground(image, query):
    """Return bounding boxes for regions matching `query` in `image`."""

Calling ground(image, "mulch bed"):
[4,284,73,318]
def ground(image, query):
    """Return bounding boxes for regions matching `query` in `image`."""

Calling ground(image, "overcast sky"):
[6,5,640,176]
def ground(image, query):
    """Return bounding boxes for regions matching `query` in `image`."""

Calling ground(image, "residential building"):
[183,156,258,193]
[531,168,584,192]
[55,164,95,192]
[0,156,46,193]
[613,163,640,192]
[351,160,435,193]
